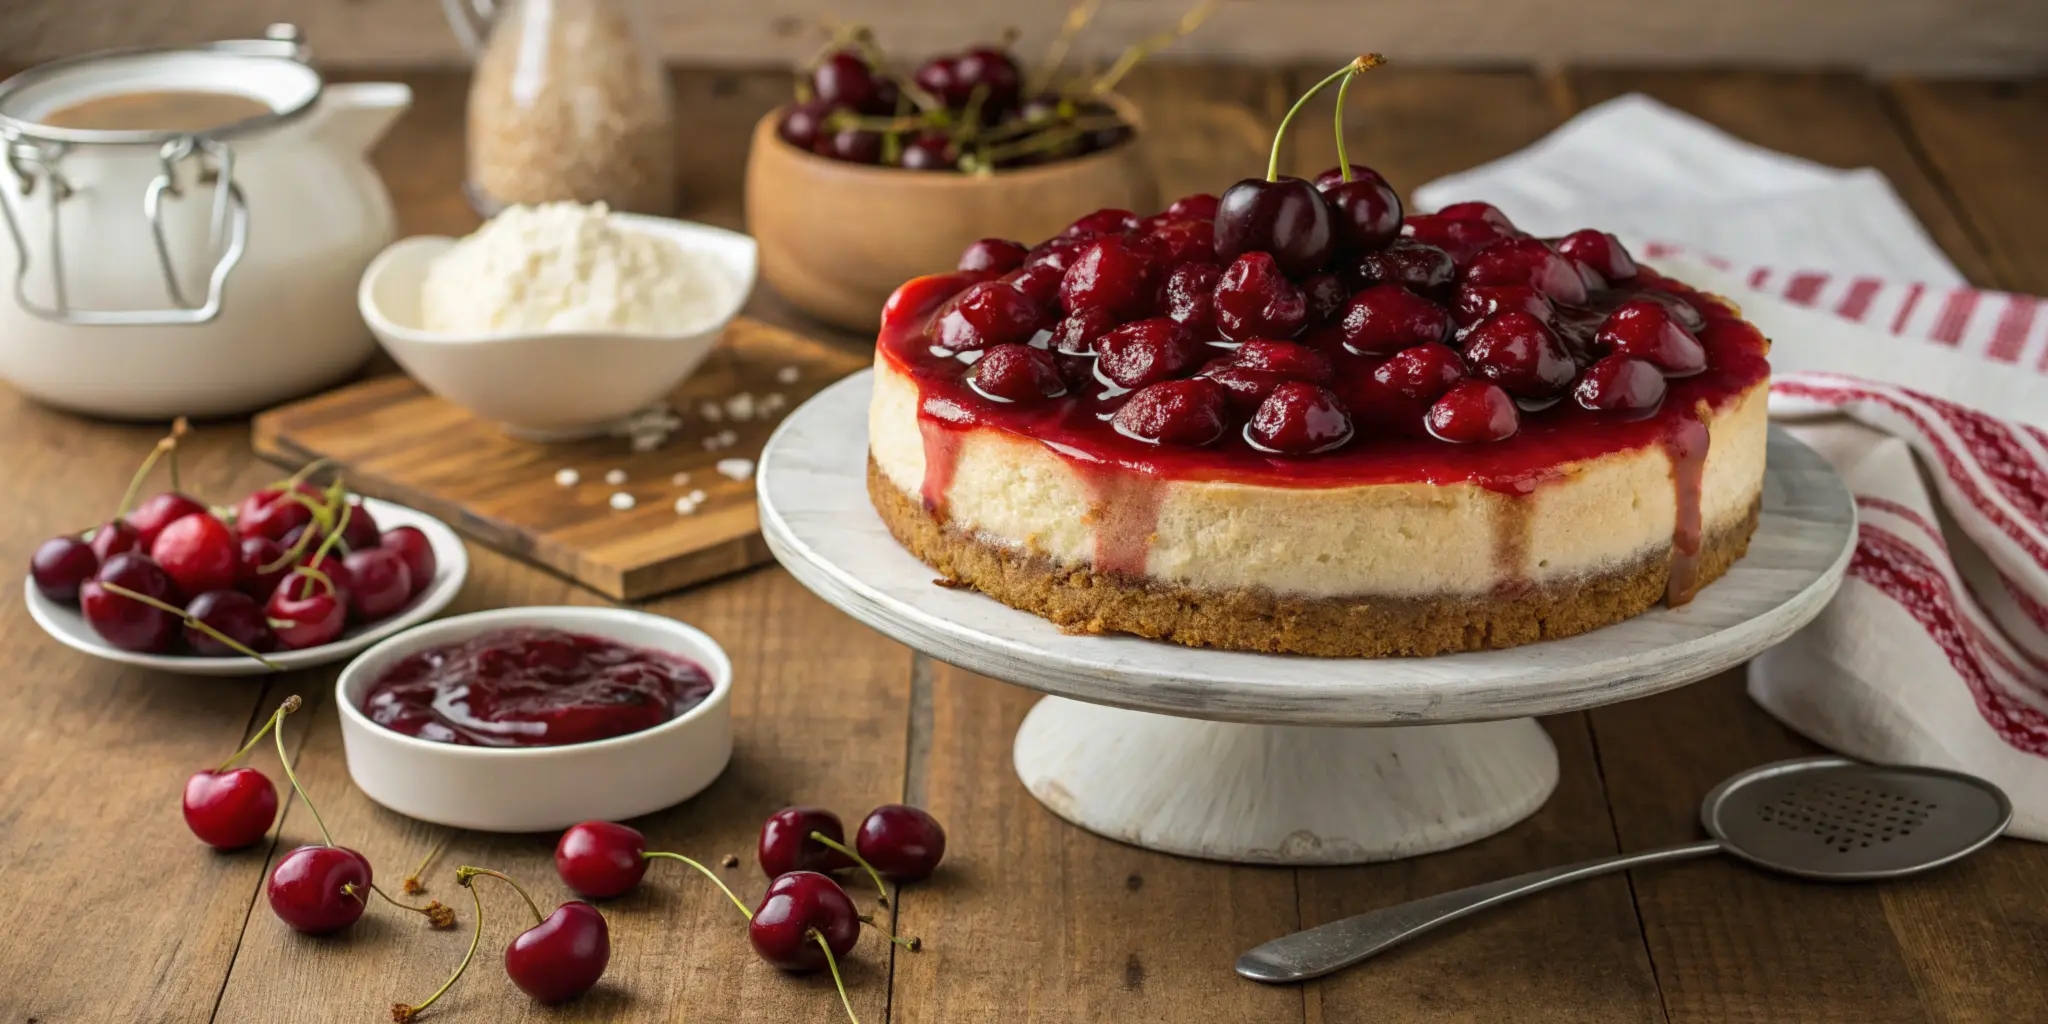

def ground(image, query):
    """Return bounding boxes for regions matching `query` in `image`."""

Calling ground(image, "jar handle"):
[0,135,250,326]
[439,0,500,58]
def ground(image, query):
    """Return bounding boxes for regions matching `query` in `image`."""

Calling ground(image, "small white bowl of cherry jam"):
[335,606,732,832]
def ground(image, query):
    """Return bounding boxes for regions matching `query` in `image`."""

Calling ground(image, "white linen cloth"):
[1416,94,2048,839]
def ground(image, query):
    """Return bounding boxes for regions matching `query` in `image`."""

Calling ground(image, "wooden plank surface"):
[252,317,867,600]
[2,64,2047,1024]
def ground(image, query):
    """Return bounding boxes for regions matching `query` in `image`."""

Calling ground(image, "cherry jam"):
[363,626,715,747]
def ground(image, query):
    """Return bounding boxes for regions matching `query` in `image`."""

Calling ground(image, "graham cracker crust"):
[869,457,1761,658]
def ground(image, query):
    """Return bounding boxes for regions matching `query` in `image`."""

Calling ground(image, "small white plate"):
[24,497,469,677]
[336,606,734,832]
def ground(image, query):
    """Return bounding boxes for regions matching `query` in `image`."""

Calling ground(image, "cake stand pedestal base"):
[1011,696,1560,865]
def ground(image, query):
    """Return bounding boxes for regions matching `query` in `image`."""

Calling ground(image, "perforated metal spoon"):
[1236,756,2010,984]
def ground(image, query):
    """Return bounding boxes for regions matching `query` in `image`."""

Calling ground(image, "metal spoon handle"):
[1235,839,1724,984]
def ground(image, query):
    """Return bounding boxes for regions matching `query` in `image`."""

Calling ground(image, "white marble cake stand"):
[757,371,1857,865]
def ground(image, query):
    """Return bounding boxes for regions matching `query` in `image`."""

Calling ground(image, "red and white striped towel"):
[1658,254,2048,840]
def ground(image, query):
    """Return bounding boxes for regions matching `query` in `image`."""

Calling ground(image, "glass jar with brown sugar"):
[444,0,677,215]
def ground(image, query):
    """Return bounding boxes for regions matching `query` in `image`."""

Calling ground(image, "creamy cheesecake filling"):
[870,357,1768,600]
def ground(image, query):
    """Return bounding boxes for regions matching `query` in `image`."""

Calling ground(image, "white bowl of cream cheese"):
[359,204,756,439]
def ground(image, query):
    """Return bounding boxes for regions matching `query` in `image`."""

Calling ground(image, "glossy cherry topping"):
[1247,382,1353,455]
[958,238,1028,274]
[1373,343,1467,403]
[1452,284,1555,330]
[1461,311,1577,399]
[1161,263,1222,335]
[1113,379,1230,447]
[1575,355,1668,418]
[1427,381,1520,444]
[362,627,714,747]
[1097,318,1203,390]
[1463,237,1588,304]
[1342,240,1455,297]
[931,280,1044,351]
[1554,229,1637,282]
[1233,339,1332,382]
[1340,284,1453,356]
[1060,236,1157,320]
[967,344,1066,404]
[1214,252,1307,341]
[1401,214,1513,265]
[1596,299,1708,377]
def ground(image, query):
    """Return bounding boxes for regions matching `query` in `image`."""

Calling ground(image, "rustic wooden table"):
[3,65,2045,1024]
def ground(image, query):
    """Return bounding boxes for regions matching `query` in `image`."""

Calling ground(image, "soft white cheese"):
[421,202,730,335]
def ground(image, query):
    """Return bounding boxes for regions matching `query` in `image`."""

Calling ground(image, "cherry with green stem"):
[183,696,295,850]
[1215,55,1377,276]
[395,867,610,1019]
[98,581,283,669]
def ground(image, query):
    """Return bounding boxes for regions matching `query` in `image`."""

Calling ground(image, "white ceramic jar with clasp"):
[0,25,411,418]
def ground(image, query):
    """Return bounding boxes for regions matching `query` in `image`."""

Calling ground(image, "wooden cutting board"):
[252,316,868,601]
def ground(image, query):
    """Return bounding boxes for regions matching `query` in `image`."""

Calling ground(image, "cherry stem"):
[113,437,175,522]
[808,832,891,907]
[857,913,921,951]
[214,698,297,772]
[164,416,189,494]
[98,582,284,671]
[1030,0,1102,95]
[310,497,351,566]
[289,564,338,600]
[643,851,753,921]
[812,929,861,1024]
[265,695,334,847]
[369,881,451,920]
[457,867,544,927]
[1267,55,1373,182]
[1089,0,1218,99]
[393,878,484,1022]
[405,833,453,894]
[1332,53,1381,184]
[273,457,333,495]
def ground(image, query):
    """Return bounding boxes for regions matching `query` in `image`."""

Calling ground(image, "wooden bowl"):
[744,111,1158,334]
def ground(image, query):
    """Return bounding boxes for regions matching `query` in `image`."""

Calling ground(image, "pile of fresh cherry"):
[923,55,1714,451]
[777,4,1209,172]
[27,421,437,661]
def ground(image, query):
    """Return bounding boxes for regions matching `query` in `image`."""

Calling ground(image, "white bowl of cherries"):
[24,423,468,676]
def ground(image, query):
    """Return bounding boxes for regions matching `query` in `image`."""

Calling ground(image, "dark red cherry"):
[1198,362,1288,413]
[1165,193,1220,220]
[1553,229,1637,282]
[183,590,276,656]
[183,766,278,850]
[959,238,1028,274]
[1452,284,1556,330]
[1051,306,1119,356]
[1022,235,1087,274]
[1161,262,1222,337]
[340,498,386,552]
[1112,379,1230,448]
[1002,263,1065,313]
[1372,343,1468,403]
[1401,213,1513,265]
[897,133,955,171]
[234,484,320,542]
[778,100,840,151]
[1311,165,1389,190]
[268,845,372,934]
[912,56,963,106]
[1063,208,1140,239]
[815,127,882,164]
[89,519,140,564]
[748,871,860,972]
[30,535,97,603]
[1437,201,1516,232]
[129,492,208,550]
[1462,311,1577,398]
[812,51,884,114]
[1462,237,1588,304]
[1323,176,1404,254]
[759,806,855,878]
[1340,284,1454,356]
[1342,240,1455,297]
[967,344,1067,404]
[234,534,290,599]
[1596,299,1707,377]
[1427,381,1520,443]
[506,902,611,1004]
[341,547,413,622]
[1143,218,1215,269]
[1232,339,1332,382]
[932,280,1045,350]
[1214,176,1334,277]
[1061,236,1158,320]
[1302,272,1348,324]
[379,526,438,597]
[953,46,1024,115]
[1213,252,1307,341]
[80,553,180,652]
[151,512,239,597]
[1575,355,1669,417]
[1096,318,1201,390]
[1247,382,1354,455]
[266,573,348,650]
[555,821,650,899]
[855,805,947,881]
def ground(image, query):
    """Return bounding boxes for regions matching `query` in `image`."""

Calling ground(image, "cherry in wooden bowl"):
[743,111,1158,333]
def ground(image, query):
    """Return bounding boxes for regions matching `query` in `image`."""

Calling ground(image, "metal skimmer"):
[1236,757,2011,984]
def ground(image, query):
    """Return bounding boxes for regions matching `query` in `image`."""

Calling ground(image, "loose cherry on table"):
[394,867,610,1021]
[751,872,866,1023]
[555,820,747,902]
[854,805,948,882]
[182,698,297,851]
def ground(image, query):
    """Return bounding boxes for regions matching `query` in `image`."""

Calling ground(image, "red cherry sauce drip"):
[1662,414,1711,606]
[362,626,715,747]
[918,415,964,517]
[882,268,1767,592]
[1076,464,1167,575]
